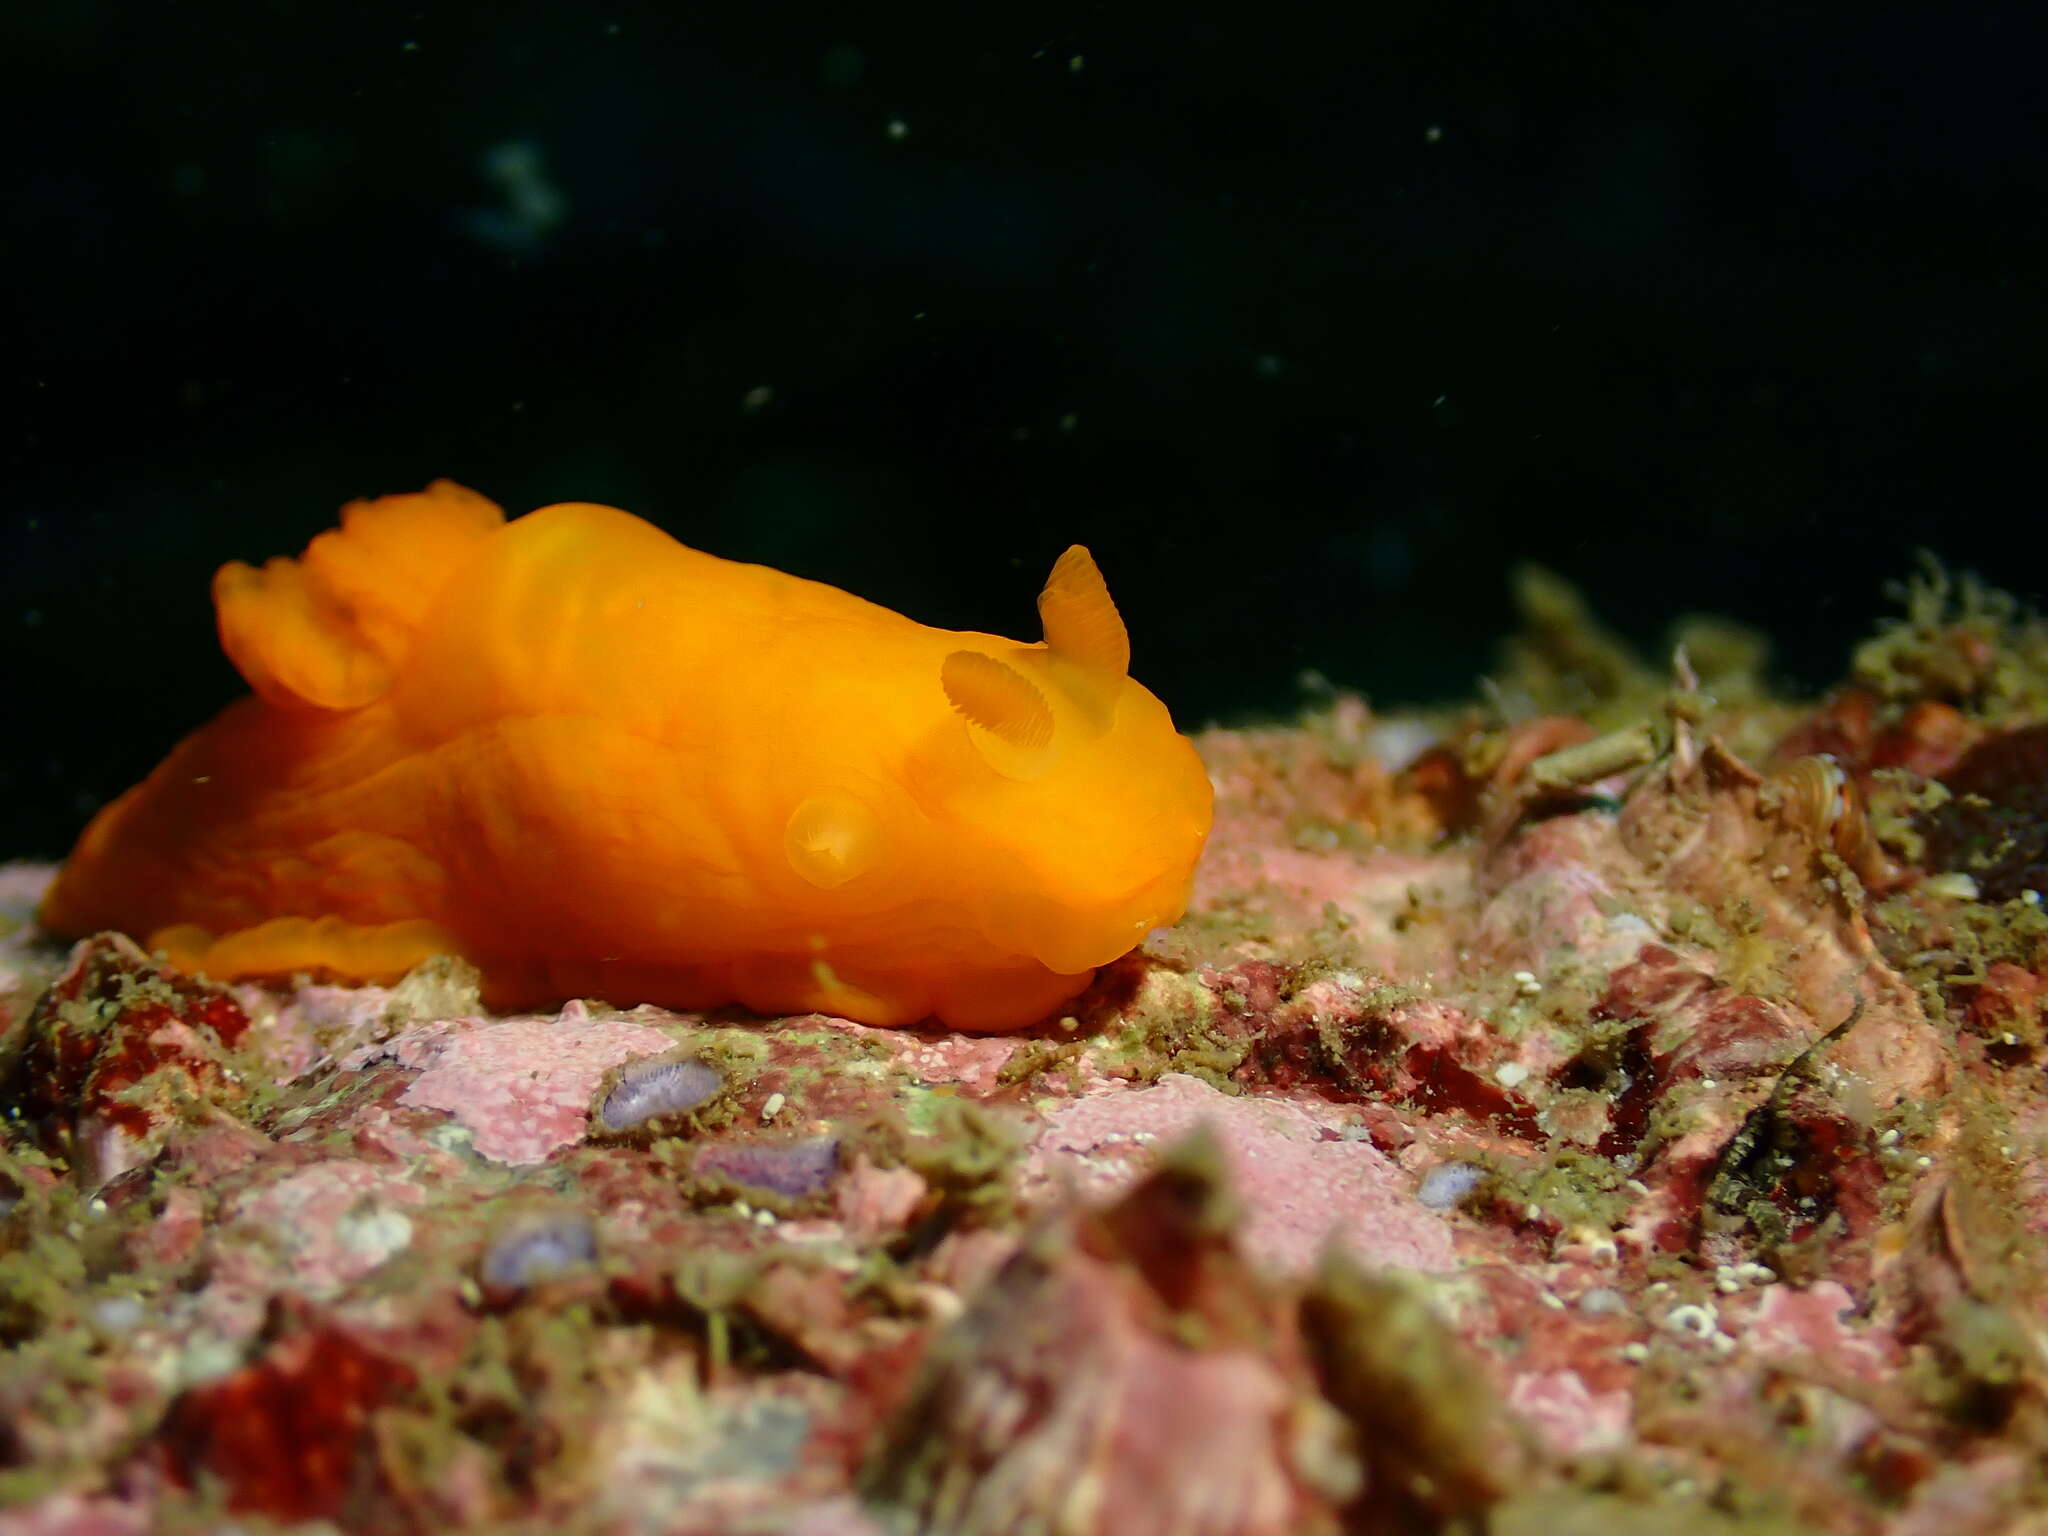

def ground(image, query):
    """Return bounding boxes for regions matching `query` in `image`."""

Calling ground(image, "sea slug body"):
[479,1209,599,1290]
[38,481,1213,1030]
[1415,1161,1488,1211]
[595,1055,725,1135]
[694,1136,842,1200]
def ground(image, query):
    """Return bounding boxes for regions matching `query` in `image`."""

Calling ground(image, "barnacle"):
[1767,753,1898,892]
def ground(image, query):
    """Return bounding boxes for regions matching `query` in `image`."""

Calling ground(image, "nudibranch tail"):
[213,479,505,711]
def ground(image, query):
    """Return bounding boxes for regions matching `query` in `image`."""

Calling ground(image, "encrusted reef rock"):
[2,931,255,1189]
[868,1135,1533,1536]
[866,1138,1374,1536]
[1616,730,1946,1104]
[11,565,2048,1532]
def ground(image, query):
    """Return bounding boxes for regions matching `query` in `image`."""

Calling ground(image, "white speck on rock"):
[338,1207,414,1268]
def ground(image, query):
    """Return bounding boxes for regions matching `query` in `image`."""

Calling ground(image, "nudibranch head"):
[909,545,1214,977]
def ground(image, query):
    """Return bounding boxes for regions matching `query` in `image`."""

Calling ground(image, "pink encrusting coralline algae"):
[10,570,2048,1533]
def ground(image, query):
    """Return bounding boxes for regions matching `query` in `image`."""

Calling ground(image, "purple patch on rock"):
[481,1211,598,1289]
[598,1056,723,1132]
[694,1136,842,1199]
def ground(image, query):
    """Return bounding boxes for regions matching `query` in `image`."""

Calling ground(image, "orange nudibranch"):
[39,481,1214,1030]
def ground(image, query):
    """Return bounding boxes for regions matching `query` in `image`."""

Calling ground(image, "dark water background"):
[7,1,2046,856]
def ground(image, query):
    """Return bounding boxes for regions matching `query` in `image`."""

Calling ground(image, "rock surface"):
[10,583,2048,1533]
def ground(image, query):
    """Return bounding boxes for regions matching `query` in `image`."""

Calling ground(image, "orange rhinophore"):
[40,481,1214,1030]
